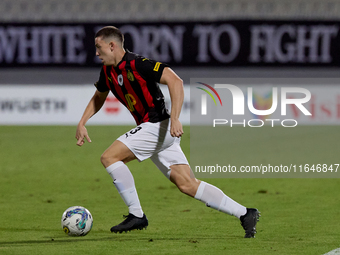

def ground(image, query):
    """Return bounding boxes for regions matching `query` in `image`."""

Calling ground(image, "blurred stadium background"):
[0,0,340,125]
[1,0,340,85]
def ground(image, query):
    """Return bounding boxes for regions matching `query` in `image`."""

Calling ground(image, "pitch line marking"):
[324,248,340,255]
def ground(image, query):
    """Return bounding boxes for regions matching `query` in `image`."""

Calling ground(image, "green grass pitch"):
[0,125,339,255]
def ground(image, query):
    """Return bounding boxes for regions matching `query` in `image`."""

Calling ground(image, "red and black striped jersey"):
[95,51,170,125]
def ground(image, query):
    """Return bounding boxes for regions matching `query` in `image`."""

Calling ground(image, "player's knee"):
[100,152,117,168]
[100,153,108,167]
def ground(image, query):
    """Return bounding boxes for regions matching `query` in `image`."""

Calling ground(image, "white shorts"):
[117,119,189,179]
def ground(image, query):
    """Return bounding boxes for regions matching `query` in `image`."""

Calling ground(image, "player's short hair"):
[95,26,124,46]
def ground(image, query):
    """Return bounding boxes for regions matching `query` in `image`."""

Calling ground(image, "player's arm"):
[159,67,184,138]
[76,90,109,146]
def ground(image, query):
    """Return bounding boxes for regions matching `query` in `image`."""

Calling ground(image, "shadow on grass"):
[0,236,122,247]
[0,233,239,247]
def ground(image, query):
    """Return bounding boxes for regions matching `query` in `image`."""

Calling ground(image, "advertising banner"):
[1,21,340,67]
[1,81,340,126]
[0,85,191,125]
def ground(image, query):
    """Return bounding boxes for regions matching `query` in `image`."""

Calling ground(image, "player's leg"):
[104,122,174,233]
[151,140,247,216]
[151,143,260,238]
[101,139,147,233]
[169,164,247,218]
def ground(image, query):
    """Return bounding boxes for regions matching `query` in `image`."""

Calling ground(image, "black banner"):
[1,20,340,67]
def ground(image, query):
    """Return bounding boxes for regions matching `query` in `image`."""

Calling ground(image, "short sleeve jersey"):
[95,52,170,125]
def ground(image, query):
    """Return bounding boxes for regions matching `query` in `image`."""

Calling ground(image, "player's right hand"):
[76,125,92,146]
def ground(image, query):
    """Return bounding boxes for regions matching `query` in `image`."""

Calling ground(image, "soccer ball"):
[61,206,93,236]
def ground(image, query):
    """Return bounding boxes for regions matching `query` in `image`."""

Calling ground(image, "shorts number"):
[125,126,142,138]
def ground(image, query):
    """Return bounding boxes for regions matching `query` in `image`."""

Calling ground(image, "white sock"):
[106,161,143,218]
[194,181,247,218]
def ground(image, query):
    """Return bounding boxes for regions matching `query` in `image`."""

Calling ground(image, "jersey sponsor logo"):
[153,62,161,71]
[118,74,124,86]
[125,93,137,112]
[127,70,135,82]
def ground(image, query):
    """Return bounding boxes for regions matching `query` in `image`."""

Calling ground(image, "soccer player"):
[76,26,260,238]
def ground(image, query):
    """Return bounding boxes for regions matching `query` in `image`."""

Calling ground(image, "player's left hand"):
[170,119,184,138]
